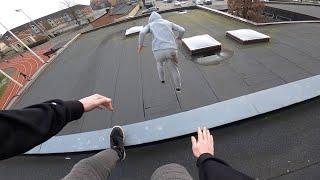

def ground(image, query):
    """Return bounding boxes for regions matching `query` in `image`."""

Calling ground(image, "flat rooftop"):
[267,3,320,18]
[14,9,320,135]
[3,7,320,179]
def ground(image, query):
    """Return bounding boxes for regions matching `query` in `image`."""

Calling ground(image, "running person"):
[138,12,185,92]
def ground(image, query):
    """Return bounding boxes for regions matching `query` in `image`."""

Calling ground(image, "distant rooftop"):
[267,2,320,18]
[1,4,91,40]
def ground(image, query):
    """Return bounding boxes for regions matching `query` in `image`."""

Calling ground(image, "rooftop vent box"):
[182,34,222,55]
[125,26,144,36]
[226,29,270,44]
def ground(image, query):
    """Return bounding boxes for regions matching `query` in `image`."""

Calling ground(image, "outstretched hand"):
[79,94,114,112]
[191,127,214,158]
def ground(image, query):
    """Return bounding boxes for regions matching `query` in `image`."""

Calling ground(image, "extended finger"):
[103,99,114,111]
[203,127,209,142]
[206,129,211,142]
[197,127,203,142]
[96,97,113,110]
[106,101,114,111]
[202,127,207,141]
[94,95,113,110]
[204,128,209,142]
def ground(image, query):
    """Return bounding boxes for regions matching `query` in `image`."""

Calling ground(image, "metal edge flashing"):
[26,74,320,154]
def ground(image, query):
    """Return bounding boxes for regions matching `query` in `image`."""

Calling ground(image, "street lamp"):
[0,21,45,64]
[15,9,54,39]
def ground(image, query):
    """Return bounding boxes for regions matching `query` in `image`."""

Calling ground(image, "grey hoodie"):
[138,12,185,52]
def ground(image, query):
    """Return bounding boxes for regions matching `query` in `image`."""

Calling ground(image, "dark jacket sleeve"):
[0,100,84,160]
[197,153,254,180]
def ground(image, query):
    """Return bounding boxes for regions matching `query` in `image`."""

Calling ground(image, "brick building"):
[1,5,94,52]
[0,37,11,54]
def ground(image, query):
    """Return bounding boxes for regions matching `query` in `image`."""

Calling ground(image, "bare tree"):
[61,0,81,25]
[228,0,266,23]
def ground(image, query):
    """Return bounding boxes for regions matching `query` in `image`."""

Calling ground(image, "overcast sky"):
[0,0,90,34]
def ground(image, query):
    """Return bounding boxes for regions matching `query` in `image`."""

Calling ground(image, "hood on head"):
[148,11,162,23]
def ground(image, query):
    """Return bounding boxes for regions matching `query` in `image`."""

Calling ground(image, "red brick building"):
[1,5,94,52]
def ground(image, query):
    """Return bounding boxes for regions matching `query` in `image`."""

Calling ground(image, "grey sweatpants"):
[63,149,119,180]
[63,149,193,180]
[153,49,182,89]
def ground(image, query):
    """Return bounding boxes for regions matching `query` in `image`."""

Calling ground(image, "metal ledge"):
[26,74,320,154]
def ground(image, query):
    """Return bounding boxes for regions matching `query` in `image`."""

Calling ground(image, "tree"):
[61,0,81,25]
[228,0,266,23]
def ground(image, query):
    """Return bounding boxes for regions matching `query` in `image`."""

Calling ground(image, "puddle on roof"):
[193,49,234,66]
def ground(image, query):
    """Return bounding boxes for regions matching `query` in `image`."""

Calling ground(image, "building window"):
[26,39,32,44]
[47,18,56,27]
[31,25,40,33]
[75,10,83,17]
[5,36,11,40]
[16,44,22,48]
[63,13,72,22]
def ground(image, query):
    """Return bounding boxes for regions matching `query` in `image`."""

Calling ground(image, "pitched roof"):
[112,3,135,15]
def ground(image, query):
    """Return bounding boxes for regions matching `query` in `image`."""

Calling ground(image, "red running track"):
[0,45,51,109]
